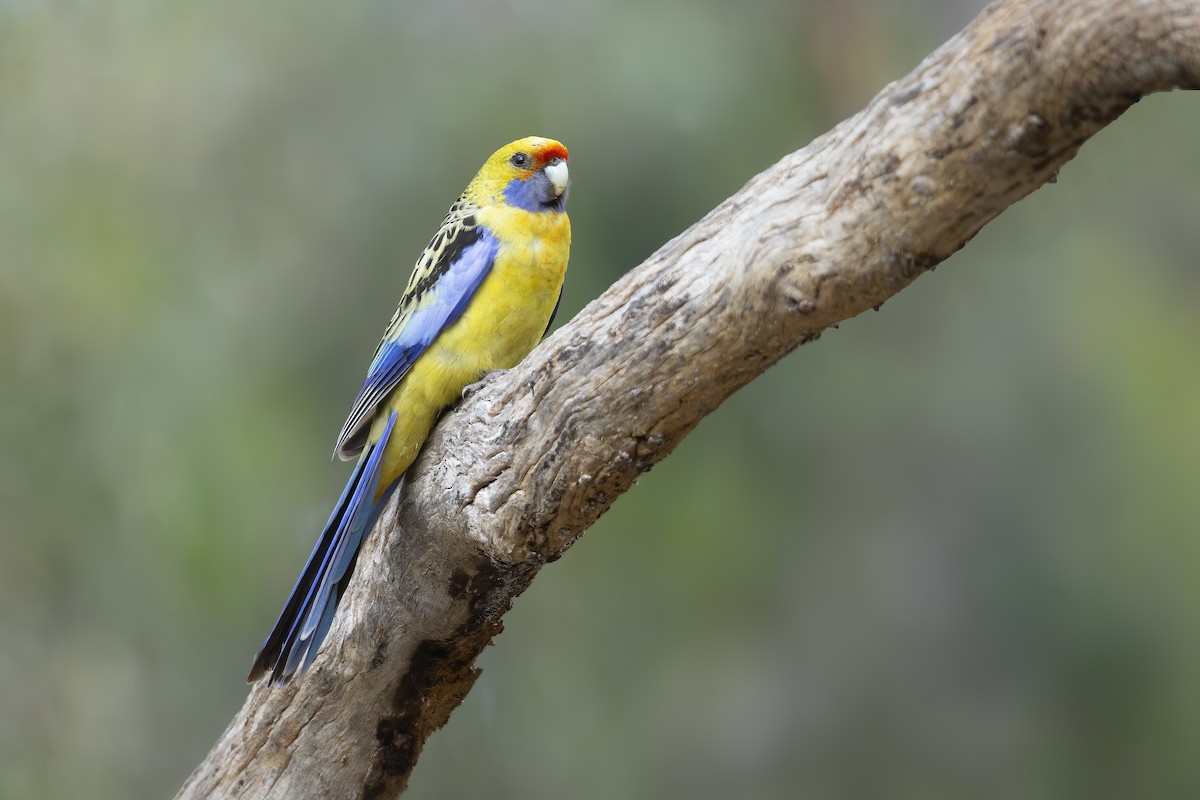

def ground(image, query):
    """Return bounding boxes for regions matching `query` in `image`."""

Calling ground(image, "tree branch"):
[177,0,1200,797]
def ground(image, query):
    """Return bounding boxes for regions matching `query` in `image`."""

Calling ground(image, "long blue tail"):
[248,411,398,685]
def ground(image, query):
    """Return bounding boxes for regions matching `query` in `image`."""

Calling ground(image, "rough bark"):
[177,0,1200,797]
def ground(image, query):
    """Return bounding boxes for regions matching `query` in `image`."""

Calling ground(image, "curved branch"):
[177,0,1200,797]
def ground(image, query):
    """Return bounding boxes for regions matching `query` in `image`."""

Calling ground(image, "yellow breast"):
[371,207,570,489]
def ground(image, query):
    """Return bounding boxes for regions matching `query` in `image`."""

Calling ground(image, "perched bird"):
[248,137,571,685]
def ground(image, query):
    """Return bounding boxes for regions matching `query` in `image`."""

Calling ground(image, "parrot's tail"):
[247,411,399,685]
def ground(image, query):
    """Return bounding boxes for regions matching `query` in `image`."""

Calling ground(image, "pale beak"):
[544,159,569,198]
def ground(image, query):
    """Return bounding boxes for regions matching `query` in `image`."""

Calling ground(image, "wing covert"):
[335,210,498,459]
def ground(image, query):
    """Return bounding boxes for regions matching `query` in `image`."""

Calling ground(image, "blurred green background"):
[3,0,1199,798]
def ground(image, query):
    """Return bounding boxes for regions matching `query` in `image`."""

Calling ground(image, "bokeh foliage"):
[3,0,1199,798]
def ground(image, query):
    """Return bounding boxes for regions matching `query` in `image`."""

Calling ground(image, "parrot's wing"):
[543,287,563,338]
[335,211,498,459]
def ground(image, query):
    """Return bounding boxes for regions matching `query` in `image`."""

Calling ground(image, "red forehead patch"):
[537,143,569,163]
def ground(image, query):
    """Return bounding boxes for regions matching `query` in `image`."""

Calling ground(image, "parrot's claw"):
[461,373,494,400]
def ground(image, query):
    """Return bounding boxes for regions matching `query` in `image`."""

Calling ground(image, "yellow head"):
[467,136,570,212]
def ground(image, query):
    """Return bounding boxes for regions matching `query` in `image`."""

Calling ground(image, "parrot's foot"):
[461,373,495,400]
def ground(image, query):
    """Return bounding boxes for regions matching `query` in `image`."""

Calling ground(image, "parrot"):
[248,136,571,685]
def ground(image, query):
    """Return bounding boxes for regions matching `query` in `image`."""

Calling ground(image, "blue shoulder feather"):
[335,228,499,458]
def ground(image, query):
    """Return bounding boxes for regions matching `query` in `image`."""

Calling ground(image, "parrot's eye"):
[510,152,530,168]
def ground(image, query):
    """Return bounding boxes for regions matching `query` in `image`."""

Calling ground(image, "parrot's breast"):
[372,206,570,488]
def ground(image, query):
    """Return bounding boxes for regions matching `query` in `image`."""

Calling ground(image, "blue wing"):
[335,224,500,459]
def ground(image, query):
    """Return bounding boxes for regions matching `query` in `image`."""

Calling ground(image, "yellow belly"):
[369,207,570,494]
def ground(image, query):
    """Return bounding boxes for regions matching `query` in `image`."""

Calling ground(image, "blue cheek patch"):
[503,173,566,212]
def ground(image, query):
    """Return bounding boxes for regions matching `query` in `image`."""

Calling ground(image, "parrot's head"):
[476,136,570,213]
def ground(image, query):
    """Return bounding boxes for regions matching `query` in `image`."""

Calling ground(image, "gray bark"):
[177,0,1200,797]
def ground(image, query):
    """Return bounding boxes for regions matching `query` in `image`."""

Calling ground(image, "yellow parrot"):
[248,137,571,684]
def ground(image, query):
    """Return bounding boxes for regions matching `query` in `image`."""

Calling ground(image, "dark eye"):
[510,152,530,168]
